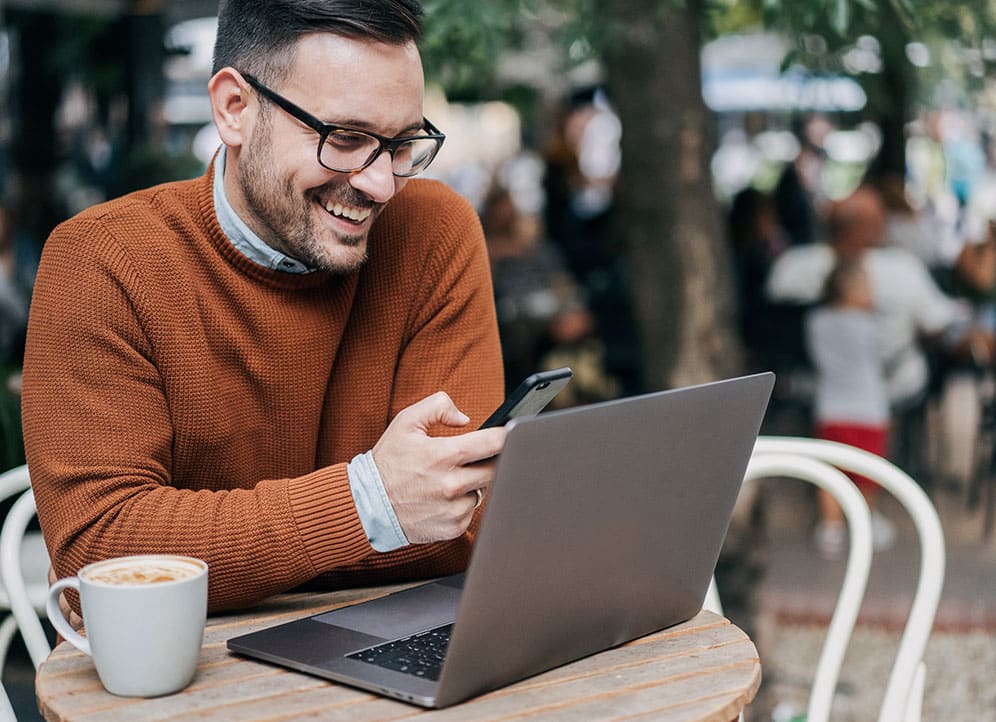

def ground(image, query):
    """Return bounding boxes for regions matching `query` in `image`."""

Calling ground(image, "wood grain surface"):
[36,585,760,722]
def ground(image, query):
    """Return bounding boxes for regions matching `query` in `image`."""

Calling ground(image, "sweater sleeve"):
[21,217,376,612]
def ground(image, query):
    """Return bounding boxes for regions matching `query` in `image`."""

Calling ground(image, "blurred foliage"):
[48,17,125,99]
[420,0,996,104]
[708,0,996,101]
[420,0,530,100]
[119,144,204,195]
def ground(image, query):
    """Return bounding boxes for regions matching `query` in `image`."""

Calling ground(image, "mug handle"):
[46,577,91,656]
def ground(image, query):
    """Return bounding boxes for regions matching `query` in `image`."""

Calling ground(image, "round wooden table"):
[36,585,761,721]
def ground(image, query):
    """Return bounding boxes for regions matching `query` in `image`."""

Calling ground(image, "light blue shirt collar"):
[212,148,314,274]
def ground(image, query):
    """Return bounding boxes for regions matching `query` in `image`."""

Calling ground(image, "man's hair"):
[825,185,883,244]
[213,0,424,82]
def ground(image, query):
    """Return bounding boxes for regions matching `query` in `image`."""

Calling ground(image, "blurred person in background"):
[954,133,996,330]
[805,260,893,558]
[767,184,983,412]
[0,192,41,470]
[870,170,947,270]
[0,196,40,368]
[542,88,643,396]
[767,185,991,475]
[480,182,598,403]
[23,0,506,615]
[953,216,996,354]
[944,114,986,226]
[773,114,832,247]
[726,187,789,369]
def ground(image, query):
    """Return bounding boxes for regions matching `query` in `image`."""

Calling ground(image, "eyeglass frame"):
[239,72,445,178]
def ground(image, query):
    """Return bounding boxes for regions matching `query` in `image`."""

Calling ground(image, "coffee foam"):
[84,558,203,586]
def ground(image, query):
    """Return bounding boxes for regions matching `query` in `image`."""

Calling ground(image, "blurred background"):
[1,1,996,720]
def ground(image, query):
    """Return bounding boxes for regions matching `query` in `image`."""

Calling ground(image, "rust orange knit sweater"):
[22,168,503,612]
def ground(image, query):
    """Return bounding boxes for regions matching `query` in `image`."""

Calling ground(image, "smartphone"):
[480,367,573,429]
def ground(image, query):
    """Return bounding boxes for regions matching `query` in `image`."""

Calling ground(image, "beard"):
[236,116,373,275]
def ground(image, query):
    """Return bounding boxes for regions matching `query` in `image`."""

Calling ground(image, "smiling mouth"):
[324,199,372,224]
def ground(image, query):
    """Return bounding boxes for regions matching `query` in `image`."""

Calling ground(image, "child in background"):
[805,259,896,559]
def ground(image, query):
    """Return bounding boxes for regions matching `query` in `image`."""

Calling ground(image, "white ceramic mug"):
[46,554,208,697]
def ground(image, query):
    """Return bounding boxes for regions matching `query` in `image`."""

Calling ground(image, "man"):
[22,0,506,613]
[766,184,974,407]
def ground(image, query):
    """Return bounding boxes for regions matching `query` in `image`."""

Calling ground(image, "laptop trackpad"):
[312,582,462,640]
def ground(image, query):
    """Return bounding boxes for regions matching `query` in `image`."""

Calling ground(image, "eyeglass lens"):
[320,130,439,177]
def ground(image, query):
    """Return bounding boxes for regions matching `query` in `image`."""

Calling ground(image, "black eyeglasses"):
[241,72,445,178]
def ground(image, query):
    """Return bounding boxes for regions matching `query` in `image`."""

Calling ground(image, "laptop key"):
[347,623,454,682]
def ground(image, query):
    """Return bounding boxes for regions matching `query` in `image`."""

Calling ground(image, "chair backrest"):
[0,465,30,512]
[706,448,873,722]
[0,486,51,669]
[0,464,47,722]
[707,437,945,722]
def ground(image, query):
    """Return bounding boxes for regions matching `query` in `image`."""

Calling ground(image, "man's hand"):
[372,392,506,544]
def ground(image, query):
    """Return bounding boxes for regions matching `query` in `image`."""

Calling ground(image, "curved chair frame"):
[0,465,38,722]
[0,488,50,669]
[749,437,944,722]
[705,450,873,722]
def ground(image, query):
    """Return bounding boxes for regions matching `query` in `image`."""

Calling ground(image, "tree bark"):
[870,15,910,179]
[601,0,743,390]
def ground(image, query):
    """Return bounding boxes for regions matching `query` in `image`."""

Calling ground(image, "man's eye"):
[326,131,371,150]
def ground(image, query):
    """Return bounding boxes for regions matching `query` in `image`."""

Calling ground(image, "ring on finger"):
[473,488,484,510]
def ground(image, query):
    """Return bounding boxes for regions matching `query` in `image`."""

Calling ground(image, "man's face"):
[230,34,425,273]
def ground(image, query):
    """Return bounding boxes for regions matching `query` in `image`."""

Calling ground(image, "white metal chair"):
[0,466,52,722]
[705,448,873,722]
[706,436,945,722]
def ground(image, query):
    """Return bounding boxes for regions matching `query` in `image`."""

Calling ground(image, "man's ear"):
[208,68,252,148]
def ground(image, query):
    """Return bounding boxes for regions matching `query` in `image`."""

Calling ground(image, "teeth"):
[324,200,371,222]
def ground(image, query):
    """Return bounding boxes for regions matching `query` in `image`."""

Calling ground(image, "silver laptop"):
[227,372,774,708]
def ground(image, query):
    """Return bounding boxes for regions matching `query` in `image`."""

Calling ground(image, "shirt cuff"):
[347,451,410,552]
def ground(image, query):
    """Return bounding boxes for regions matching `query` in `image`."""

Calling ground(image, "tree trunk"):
[601,0,743,390]
[871,21,911,179]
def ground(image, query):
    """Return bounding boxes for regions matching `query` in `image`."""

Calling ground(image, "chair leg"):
[0,616,19,722]
[968,374,995,511]
[971,416,996,540]
[984,472,995,540]
[902,661,925,722]
[0,685,16,722]
[0,616,17,676]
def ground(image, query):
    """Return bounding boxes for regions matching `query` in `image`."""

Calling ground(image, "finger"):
[438,426,507,466]
[457,488,485,526]
[397,391,470,431]
[445,457,499,499]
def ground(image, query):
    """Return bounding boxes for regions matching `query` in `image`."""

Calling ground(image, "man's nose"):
[348,150,398,204]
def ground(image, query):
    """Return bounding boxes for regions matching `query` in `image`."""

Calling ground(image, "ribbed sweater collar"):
[195,154,343,292]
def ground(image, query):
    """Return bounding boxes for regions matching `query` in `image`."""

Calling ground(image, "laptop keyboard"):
[346,623,453,681]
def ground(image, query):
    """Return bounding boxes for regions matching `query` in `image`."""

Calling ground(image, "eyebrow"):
[327,116,426,137]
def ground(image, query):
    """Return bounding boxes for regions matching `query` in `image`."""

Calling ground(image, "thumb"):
[402,391,471,431]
